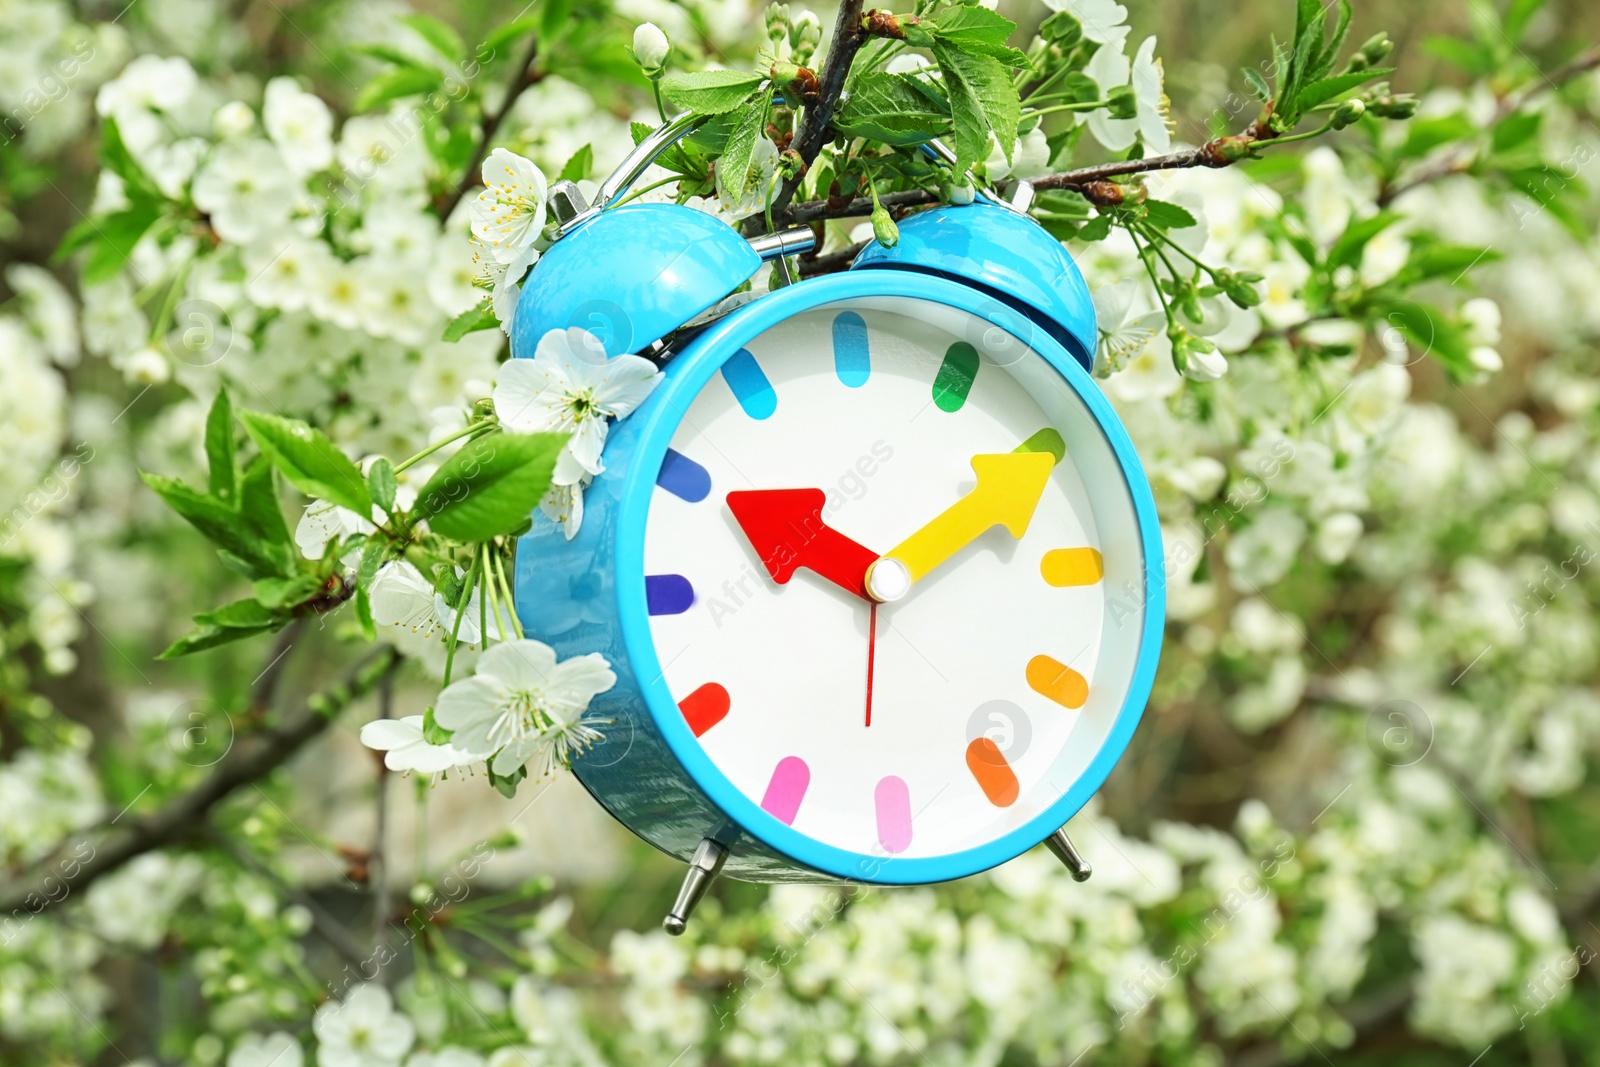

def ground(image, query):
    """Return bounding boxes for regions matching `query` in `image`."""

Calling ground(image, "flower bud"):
[872,204,899,248]
[632,22,670,76]
[1330,97,1366,130]
[766,3,790,43]
[1359,32,1394,66]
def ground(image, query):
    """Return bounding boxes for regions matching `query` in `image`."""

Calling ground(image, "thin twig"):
[370,670,394,981]
[798,238,869,277]
[1380,44,1600,205]
[248,619,303,717]
[0,646,402,915]
[211,831,371,969]
[777,120,1277,226]
[435,35,542,220]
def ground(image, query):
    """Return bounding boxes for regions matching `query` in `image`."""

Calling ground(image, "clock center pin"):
[865,558,911,603]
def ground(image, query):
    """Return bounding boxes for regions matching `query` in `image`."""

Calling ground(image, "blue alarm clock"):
[512,118,1164,934]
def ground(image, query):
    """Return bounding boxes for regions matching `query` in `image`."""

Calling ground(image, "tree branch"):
[798,238,869,277]
[777,120,1277,226]
[1380,44,1600,205]
[435,35,542,221]
[763,0,868,223]
[0,645,402,917]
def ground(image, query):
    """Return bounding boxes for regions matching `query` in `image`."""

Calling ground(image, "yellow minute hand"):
[877,450,1056,590]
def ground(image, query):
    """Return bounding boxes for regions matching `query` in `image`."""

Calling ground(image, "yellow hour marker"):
[1041,547,1104,587]
[1027,655,1088,709]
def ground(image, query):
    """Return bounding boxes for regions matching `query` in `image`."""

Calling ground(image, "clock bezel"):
[612,270,1166,884]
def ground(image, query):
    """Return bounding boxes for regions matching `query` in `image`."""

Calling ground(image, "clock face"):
[639,295,1153,871]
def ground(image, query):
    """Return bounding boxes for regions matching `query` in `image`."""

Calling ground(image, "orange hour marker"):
[1027,655,1088,709]
[1041,547,1104,587]
[965,738,1020,807]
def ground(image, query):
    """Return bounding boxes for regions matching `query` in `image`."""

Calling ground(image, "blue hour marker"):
[832,311,870,388]
[646,574,695,615]
[721,349,777,420]
[657,448,711,502]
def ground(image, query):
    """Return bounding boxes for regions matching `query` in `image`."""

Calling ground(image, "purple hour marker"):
[657,448,711,502]
[645,574,695,615]
[760,756,810,826]
[874,775,912,854]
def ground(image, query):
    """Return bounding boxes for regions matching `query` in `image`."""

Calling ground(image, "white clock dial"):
[641,296,1148,861]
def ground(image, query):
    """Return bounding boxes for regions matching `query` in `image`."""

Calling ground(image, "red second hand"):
[865,601,878,727]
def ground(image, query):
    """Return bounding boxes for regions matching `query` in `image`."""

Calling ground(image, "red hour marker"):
[679,683,730,737]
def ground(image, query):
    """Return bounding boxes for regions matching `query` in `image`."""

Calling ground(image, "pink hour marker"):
[874,775,913,854]
[760,756,810,826]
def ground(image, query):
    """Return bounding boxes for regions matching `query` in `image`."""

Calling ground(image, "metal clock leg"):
[1045,828,1092,882]
[663,837,729,935]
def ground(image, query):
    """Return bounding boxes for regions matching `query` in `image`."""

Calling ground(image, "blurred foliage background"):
[4,1,1600,1066]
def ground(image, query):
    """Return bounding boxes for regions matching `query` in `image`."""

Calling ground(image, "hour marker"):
[1027,654,1089,709]
[1041,548,1104,587]
[874,775,912,853]
[721,349,777,420]
[678,683,730,737]
[1016,427,1066,463]
[657,448,711,502]
[760,756,810,825]
[645,574,695,615]
[965,739,1019,806]
[832,311,871,388]
[933,341,980,412]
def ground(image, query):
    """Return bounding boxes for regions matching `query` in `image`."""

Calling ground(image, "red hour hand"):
[726,489,879,601]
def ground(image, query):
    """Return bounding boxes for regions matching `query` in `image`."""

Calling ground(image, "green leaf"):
[934,44,1020,173]
[350,42,434,69]
[355,583,376,641]
[355,65,443,112]
[1399,243,1499,284]
[443,301,499,342]
[67,201,164,285]
[158,621,280,659]
[717,96,769,204]
[1490,111,1541,155]
[660,70,765,115]
[100,117,163,202]
[558,143,594,182]
[205,389,237,503]
[239,456,293,565]
[1421,36,1494,76]
[401,14,465,61]
[1504,0,1549,42]
[1144,199,1198,230]
[367,457,398,514]
[1326,211,1401,270]
[238,411,372,517]
[835,72,950,146]
[1242,66,1273,103]
[1296,67,1393,111]
[141,472,285,577]
[1076,212,1114,242]
[930,6,1030,68]
[1400,114,1475,159]
[1381,300,1474,379]
[479,14,540,57]
[411,430,566,541]
[194,597,280,629]
[252,574,324,610]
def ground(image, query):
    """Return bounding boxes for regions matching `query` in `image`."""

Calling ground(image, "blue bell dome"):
[511,203,761,359]
[851,201,1097,371]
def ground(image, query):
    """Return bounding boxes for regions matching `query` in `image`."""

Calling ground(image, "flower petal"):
[360,716,424,751]
[478,638,559,690]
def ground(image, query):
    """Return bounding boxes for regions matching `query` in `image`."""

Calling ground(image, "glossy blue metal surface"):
[514,271,1164,884]
[510,203,761,359]
[851,201,1098,371]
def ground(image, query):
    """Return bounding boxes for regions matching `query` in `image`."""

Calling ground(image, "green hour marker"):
[1015,428,1066,464]
[932,342,980,412]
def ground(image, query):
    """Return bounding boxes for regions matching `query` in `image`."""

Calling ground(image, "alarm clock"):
[512,119,1164,933]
